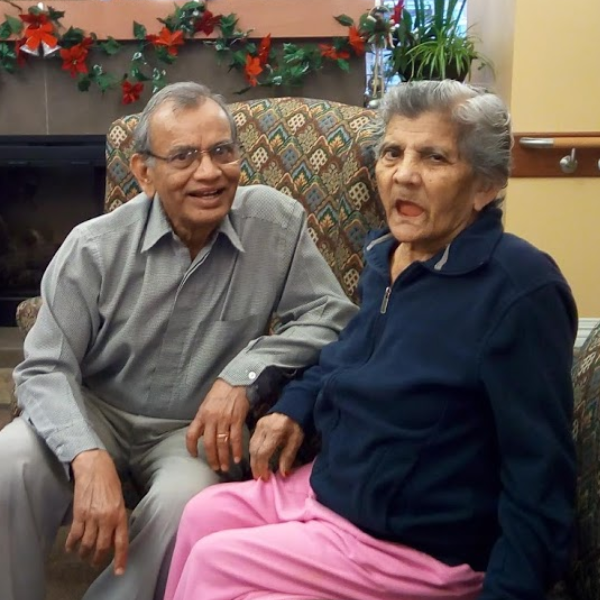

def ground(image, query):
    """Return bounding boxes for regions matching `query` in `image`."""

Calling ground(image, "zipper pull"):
[380,286,391,314]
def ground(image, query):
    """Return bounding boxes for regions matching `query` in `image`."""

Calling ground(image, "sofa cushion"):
[570,321,600,600]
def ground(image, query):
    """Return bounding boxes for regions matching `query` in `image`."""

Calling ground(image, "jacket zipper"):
[380,286,391,314]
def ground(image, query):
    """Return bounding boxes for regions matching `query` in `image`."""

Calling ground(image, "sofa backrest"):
[105,97,386,302]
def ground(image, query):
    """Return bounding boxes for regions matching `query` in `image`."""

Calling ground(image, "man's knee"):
[134,471,220,532]
[0,418,67,496]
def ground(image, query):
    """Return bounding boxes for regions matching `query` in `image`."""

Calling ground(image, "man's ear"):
[130,153,156,198]
[473,178,503,212]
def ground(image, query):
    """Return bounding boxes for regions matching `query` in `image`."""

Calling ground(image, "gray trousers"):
[0,393,245,600]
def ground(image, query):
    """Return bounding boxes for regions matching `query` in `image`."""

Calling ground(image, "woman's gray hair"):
[378,80,512,190]
[132,81,237,155]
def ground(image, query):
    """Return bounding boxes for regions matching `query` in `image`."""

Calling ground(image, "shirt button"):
[248,371,257,381]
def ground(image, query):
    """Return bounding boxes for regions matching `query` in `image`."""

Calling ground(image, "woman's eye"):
[382,147,401,160]
[429,153,446,163]
[172,152,190,162]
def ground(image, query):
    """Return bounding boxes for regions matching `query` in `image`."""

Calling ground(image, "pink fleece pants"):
[164,463,484,600]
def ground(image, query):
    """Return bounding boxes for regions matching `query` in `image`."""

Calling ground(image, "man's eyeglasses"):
[144,142,241,170]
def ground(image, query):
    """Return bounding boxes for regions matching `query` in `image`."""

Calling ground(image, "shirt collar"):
[366,207,504,277]
[141,194,245,254]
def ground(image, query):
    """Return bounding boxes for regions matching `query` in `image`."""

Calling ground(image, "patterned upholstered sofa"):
[10,96,600,600]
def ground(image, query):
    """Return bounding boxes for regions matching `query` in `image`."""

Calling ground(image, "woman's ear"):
[130,154,156,198]
[473,179,503,212]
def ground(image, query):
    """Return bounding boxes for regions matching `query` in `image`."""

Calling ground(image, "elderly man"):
[0,81,356,600]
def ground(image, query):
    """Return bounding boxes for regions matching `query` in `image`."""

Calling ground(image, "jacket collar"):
[141,193,245,254]
[366,207,504,277]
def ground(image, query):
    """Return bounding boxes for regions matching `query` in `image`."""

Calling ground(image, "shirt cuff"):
[43,419,105,465]
[218,356,268,388]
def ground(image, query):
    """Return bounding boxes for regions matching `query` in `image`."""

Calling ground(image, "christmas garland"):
[0,0,368,104]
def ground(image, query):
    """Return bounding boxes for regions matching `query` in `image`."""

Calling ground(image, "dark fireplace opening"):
[0,135,106,326]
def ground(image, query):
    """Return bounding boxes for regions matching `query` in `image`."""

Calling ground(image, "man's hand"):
[186,379,250,472]
[66,449,128,576]
[249,413,304,481]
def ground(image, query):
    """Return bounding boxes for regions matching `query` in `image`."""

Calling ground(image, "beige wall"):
[469,0,600,316]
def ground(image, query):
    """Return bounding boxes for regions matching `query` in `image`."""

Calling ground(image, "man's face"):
[375,111,498,259]
[132,99,241,246]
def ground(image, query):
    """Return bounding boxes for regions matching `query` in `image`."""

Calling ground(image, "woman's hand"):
[249,413,304,481]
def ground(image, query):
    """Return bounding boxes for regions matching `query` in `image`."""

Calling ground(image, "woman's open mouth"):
[396,200,424,217]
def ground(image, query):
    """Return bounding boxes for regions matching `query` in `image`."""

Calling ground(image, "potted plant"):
[390,0,491,82]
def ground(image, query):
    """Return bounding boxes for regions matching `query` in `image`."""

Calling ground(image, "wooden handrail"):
[520,136,600,149]
[512,132,600,178]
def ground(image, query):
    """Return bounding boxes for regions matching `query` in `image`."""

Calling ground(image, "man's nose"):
[192,152,220,178]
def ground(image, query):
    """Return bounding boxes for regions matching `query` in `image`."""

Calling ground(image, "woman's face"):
[375,111,499,259]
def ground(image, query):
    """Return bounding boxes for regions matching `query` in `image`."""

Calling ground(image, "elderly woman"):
[164,81,577,600]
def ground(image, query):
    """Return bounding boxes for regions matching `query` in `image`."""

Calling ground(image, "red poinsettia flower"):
[393,0,405,24]
[19,12,49,27]
[15,37,28,66]
[146,27,184,56]
[60,44,89,78]
[319,44,350,61]
[195,10,222,35]
[23,21,58,51]
[122,80,144,105]
[244,54,263,87]
[348,25,366,55]
[257,34,271,65]
[80,36,94,51]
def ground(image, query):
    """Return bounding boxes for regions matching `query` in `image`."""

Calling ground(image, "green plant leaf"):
[61,27,86,48]
[77,74,92,92]
[0,16,22,39]
[47,8,65,21]
[133,21,147,41]
[100,37,122,56]
[334,14,354,27]
[0,42,17,73]
[0,22,12,40]
[337,58,350,72]
[219,14,239,38]
[181,1,202,11]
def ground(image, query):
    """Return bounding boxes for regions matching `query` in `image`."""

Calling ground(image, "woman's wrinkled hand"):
[249,412,304,481]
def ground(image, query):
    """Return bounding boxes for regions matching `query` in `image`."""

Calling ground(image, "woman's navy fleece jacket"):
[271,206,577,600]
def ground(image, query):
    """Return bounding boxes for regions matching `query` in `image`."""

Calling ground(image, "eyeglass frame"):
[141,140,242,170]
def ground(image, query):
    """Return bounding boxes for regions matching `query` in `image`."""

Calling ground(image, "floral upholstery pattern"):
[569,320,600,600]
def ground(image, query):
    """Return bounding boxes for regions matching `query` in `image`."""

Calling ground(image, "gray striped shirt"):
[14,185,357,464]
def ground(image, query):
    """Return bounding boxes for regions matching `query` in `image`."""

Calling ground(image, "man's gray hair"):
[132,81,237,155]
[378,80,512,189]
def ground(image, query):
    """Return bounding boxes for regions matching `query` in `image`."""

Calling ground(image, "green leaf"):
[181,1,202,11]
[6,15,23,35]
[0,22,12,40]
[60,27,85,48]
[77,75,92,92]
[337,58,350,72]
[100,37,122,56]
[47,8,65,21]
[133,21,147,41]
[96,72,118,92]
[130,66,151,82]
[231,49,247,67]
[155,47,178,65]
[334,14,355,27]
[218,14,239,38]
[0,42,16,72]
[152,67,167,93]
